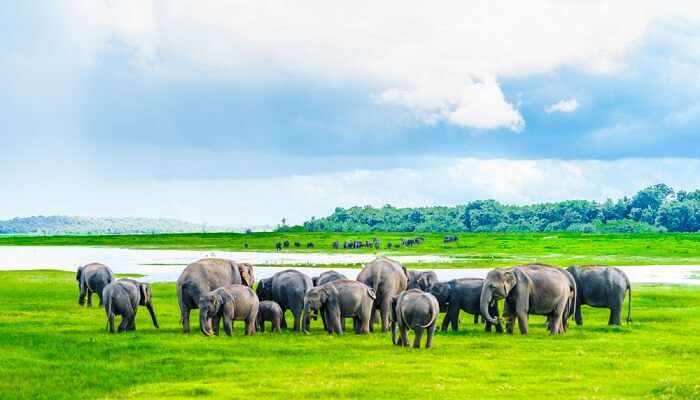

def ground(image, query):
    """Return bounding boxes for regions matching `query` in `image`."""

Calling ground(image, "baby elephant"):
[391,289,439,349]
[257,300,283,333]
[199,284,259,336]
[77,263,114,307]
[102,279,159,333]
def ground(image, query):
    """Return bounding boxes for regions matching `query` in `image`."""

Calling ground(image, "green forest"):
[301,184,700,233]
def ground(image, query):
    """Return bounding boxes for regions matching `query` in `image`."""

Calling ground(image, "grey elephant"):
[407,270,439,292]
[566,266,631,325]
[256,300,283,333]
[77,263,114,307]
[430,278,502,333]
[390,289,439,349]
[176,258,255,333]
[312,270,347,286]
[199,284,259,336]
[256,269,313,331]
[102,278,159,333]
[480,264,575,335]
[302,280,376,335]
[356,256,408,332]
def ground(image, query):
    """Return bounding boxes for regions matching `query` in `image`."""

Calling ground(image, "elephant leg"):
[400,323,409,347]
[280,308,288,330]
[450,308,460,332]
[413,326,424,349]
[516,312,529,335]
[247,309,257,336]
[223,315,233,336]
[108,313,115,333]
[213,314,222,336]
[341,318,347,333]
[118,315,129,332]
[473,313,479,324]
[320,306,328,331]
[426,322,436,349]
[440,313,450,332]
[273,317,281,332]
[87,290,93,307]
[98,293,104,307]
[79,283,87,306]
[491,303,503,333]
[575,303,583,326]
[503,303,515,334]
[181,307,191,334]
[292,308,302,332]
[609,304,622,325]
[368,305,377,332]
[380,297,391,332]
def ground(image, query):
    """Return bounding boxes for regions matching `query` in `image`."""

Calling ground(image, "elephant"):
[407,270,439,292]
[102,278,159,333]
[176,258,254,333]
[480,264,575,335]
[302,280,376,335]
[256,300,283,333]
[390,289,439,349]
[356,256,408,332]
[312,270,347,287]
[256,269,313,331]
[566,266,632,325]
[198,284,259,336]
[76,263,113,307]
[430,278,502,333]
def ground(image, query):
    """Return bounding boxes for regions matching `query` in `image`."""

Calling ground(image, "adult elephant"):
[176,258,254,333]
[356,256,408,332]
[76,263,114,307]
[302,280,376,335]
[566,266,631,325]
[480,264,574,335]
[430,278,502,333]
[256,269,313,331]
[312,270,347,287]
[407,270,439,292]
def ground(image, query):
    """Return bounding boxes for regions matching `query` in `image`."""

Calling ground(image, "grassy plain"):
[0,270,698,399]
[2,232,700,268]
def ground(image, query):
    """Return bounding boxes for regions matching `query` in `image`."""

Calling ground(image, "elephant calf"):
[407,270,439,292]
[303,280,376,335]
[430,278,502,333]
[257,300,283,333]
[566,266,632,325]
[102,279,159,333]
[199,284,259,336]
[391,289,440,349]
[77,263,114,307]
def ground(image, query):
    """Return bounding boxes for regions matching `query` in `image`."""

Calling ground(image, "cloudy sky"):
[2,1,700,225]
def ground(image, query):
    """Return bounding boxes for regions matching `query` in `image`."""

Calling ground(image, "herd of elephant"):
[75,256,632,348]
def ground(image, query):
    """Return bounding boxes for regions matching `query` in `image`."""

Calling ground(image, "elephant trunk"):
[199,312,213,336]
[302,302,311,335]
[147,303,159,329]
[480,288,498,325]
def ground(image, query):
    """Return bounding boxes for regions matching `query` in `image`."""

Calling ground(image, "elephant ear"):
[76,266,84,282]
[139,283,151,306]
[402,266,409,279]
[221,292,235,316]
[238,263,254,287]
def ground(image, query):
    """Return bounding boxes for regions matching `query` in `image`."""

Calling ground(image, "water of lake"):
[0,246,697,285]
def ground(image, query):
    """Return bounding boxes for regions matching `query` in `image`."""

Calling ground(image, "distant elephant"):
[76,263,113,307]
[430,278,502,333]
[566,266,632,325]
[302,280,376,335]
[199,284,259,336]
[256,300,283,333]
[312,270,347,287]
[256,269,313,331]
[356,256,408,332]
[102,279,159,333]
[480,264,575,335]
[176,258,254,333]
[407,270,439,292]
[391,289,439,349]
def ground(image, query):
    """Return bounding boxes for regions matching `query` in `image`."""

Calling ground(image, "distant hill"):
[0,216,252,235]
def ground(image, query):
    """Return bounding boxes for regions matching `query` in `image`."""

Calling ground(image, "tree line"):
[301,184,700,233]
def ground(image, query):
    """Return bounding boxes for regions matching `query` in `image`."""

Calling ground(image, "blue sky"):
[2,2,700,225]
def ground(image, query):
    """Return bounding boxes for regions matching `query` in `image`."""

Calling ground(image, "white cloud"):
[51,1,700,131]
[546,98,580,113]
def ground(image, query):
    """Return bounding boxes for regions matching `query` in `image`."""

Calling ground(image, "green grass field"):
[1,270,699,399]
[3,232,700,268]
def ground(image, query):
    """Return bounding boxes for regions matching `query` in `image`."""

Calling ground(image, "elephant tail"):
[626,276,632,324]
[105,296,114,332]
[415,293,438,329]
[367,288,376,301]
